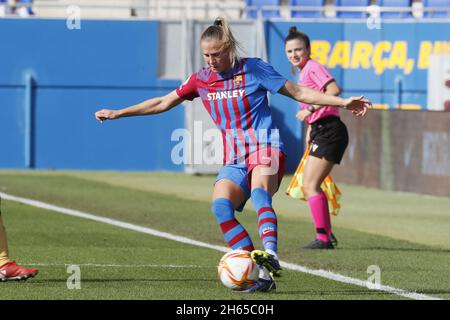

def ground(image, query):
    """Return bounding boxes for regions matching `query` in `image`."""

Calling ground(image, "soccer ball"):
[217,249,259,290]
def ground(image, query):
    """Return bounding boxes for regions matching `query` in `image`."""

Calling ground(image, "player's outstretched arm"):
[296,81,341,121]
[95,90,184,123]
[279,80,371,117]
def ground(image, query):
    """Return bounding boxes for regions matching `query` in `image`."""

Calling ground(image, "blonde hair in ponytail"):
[200,17,243,68]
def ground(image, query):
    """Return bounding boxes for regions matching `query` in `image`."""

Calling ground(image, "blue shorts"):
[214,147,286,212]
[215,163,251,212]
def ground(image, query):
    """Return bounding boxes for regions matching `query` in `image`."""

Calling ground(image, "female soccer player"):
[95,18,370,292]
[0,197,39,281]
[284,27,368,250]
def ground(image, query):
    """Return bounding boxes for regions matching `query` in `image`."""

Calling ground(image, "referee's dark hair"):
[285,26,311,50]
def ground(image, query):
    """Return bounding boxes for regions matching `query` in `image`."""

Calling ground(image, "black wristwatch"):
[307,105,316,113]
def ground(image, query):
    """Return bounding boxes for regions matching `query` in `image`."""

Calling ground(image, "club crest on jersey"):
[233,75,243,86]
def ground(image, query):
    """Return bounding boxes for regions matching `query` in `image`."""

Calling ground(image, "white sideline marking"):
[1,192,442,300]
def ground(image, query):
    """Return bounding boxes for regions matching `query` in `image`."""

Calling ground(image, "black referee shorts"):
[309,116,349,164]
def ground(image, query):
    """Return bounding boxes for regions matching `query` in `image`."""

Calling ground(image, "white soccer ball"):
[217,249,259,291]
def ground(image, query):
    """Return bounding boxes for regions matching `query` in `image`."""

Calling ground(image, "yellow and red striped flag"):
[286,145,342,216]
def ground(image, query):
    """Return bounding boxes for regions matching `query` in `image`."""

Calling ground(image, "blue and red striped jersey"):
[176,58,287,165]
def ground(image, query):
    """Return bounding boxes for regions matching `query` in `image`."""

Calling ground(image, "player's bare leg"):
[0,212,39,282]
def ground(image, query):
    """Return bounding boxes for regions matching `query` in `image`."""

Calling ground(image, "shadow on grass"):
[338,247,450,253]
[9,278,219,284]
[272,289,394,296]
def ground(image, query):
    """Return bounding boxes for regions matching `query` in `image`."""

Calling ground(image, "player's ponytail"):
[201,17,243,68]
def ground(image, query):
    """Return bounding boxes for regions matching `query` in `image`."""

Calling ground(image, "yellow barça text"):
[311,40,450,75]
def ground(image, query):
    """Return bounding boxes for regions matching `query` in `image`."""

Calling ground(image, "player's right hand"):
[343,96,371,117]
[95,109,118,123]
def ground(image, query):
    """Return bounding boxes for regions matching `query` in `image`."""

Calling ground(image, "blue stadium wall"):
[0,19,184,171]
[1,19,449,171]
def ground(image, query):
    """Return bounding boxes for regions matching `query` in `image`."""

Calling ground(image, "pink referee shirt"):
[298,59,340,124]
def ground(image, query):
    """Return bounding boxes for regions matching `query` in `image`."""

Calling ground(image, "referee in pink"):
[285,27,369,249]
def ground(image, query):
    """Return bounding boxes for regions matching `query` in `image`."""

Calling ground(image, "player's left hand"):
[343,96,371,117]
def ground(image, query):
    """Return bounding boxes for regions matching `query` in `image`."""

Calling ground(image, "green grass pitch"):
[0,170,449,300]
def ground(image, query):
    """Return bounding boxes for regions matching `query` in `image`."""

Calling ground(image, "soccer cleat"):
[240,277,276,293]
[330,233,338,247]
[302,239,334,250]
[0,261,39,282]
[250,250,282,277]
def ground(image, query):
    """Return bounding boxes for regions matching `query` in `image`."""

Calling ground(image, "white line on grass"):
[1,192,442,300]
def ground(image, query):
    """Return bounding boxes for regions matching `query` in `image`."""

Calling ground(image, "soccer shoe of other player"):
[251,250,282,277]
[240,277,276,293]
[0,261,39,282]
[302,239,334,250]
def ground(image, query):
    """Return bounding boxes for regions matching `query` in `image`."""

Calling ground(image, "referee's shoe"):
[302,239,335,249]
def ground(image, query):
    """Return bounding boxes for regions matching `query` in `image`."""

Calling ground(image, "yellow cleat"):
[251,250,282,277]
